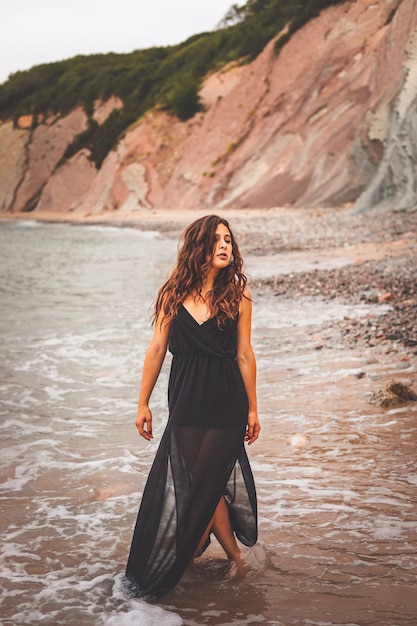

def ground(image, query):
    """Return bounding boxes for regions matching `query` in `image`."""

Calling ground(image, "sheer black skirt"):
[126,423,257,597]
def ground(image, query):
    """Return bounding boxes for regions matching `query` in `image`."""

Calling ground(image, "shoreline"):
[0,207,285,231]
[1,205,416,248]
[2,206,417,357]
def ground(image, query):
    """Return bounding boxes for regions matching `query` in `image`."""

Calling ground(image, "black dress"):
[126,304,257,598]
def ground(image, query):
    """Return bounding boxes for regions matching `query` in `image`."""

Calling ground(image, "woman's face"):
[210,223,233,271]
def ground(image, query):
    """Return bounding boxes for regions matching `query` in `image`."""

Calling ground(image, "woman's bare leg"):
[184,512,214,576]
[193,512,214,557]
[212,497,244,575]
[188,497,244,576]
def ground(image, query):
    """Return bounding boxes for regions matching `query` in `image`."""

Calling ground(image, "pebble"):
[369,373,382,381]
[395,361,411,369]
[354,371,366,379]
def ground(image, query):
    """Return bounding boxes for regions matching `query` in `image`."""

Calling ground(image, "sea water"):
[1,221,416,626]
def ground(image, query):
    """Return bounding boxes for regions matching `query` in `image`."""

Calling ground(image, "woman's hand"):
[244,410,260,445]
[136,405,153,441]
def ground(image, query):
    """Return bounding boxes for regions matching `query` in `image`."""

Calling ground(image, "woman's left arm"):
[236,291,260,445]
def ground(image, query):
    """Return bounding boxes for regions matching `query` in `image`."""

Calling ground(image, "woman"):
[126,214,260,598]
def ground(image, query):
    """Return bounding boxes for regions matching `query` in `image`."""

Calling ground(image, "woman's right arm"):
[135,313,171,441]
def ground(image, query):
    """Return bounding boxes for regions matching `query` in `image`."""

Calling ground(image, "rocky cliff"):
[1,0,416,216]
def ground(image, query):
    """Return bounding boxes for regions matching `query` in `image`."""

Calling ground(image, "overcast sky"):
[1,1,244,84]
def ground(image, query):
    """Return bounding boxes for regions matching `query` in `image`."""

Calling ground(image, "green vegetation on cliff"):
[0,0,345,167]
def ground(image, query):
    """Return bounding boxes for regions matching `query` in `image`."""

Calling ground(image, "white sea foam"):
[103,603,184,626]
[104,575,184,625]
[13,219,41,227]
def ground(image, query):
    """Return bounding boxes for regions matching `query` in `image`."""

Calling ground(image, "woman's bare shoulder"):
[239,289,252,316]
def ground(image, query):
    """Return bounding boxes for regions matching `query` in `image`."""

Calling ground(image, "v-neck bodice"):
[169,303,238,359]
[167,302,245,428]
[180,303,215,327]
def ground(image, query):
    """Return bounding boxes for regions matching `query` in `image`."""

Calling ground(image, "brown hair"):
[153,215,247,328]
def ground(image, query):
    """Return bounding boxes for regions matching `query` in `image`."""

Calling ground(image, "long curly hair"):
[153,215,248,328]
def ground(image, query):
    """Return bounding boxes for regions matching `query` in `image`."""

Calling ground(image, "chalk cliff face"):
[356,22,417,211]
[1,0,416,215]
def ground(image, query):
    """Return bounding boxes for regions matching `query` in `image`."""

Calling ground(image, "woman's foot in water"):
[228,551,246,579]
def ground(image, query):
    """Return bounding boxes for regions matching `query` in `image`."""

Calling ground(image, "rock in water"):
[370,381,417,407]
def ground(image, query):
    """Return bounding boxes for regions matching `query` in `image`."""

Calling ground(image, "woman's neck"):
[201,268,218,294]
